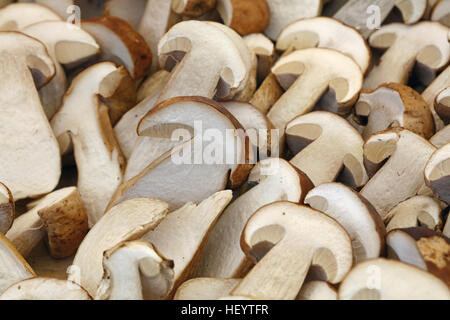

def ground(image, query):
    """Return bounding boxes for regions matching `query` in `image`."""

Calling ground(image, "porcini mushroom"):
[0,182,14,234]
[175,278,240,300]
[137,69,170,103]
[286,111,368,189]
[197,158,313,279]
[243,33,274,83]
[104,0,146,29]
[425,143,450,204]
[423,65,450,130]
[431,0,450,27]
[172,0,216,18]
[434,87,450,125]
[395,0,428,24]
[249,73,283,115]
[431,125,450,147]
[0,3,61,31]
[19,0,74,19]
[297,281,338,300]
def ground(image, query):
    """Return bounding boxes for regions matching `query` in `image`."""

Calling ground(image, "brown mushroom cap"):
[172,0,217,18]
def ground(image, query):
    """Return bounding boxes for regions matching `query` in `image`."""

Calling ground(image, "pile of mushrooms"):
[0,0,449,300]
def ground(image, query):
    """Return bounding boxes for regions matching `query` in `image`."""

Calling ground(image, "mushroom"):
[355,83,435,140]
[75,0,104,19]
[0,3,62,31]
[225,202,353,300]
[104,0,146,29]
[434,87,450,125]
[6,187,88,259]
[51,62,135,226]
[0,278,91,300]
[267,48,363,132]
[82,16,153,80]
[364,22,450,89]
[264,0,323,40]
[0,233,35,294]
[297,281,338,300]
[70,198,169,297]
[22,21,100,118]
[96,241,175,300]
[305,183,385,263]
[142,190,232,298]
[395,0,428,24]
[0,0,11,9]
[137,69,171,103]
[444,214,450,237]
[286,111,368,189]
[423,65,450,131]
[18,0,74,18]
[431,125,450,147]
[360,128,436,221]
[243,33,274,83]
[175,278,240,300]
[110,97,252,211]
[172,0,216,18]
[197,158,313,279]
[249,73,283,115]
[385,196,443,232]
[425,143,450,204]
[276,17,371,74]
[386,227,450,286]
[431,0,450,27]
[0,182,14,234]
[0,32,61,200]
[216,0,270,36]
[338,258,450,300]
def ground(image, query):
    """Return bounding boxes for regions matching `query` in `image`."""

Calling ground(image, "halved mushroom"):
[226,202,353,300]
[0,182,14,234]
[142,190,232,298]
[264,0,323,40]
[175,278,240,300]
[249,73,283,115]
[172,0,216,17]
[365,22,450,89]
[96,241,175,300]
[104,0,146,29]
[6,187,88,259]
[386,196,443,232]
[395,0,428,24]
[19,0,73,18]
[70,198,169,297]
[305,183,385,263]
[297,281,338,300]
[217,0,270,36]
[425,143,450,204]
[23,21,100,118]
[268,48,363,132]
[355,83,435,140]
[0,32,60,200]
[431,125,450,147]
[432,0,450,26]
[435,87,450,125]
[137,69,171,103]
[0,233,35,294]
[0,2,62,31]
[51,62,135,226]
[276,17,371,74]
[243,33,274,83]
[82,16,152,80]
[386,228,450,286]
[0,278,91,300]
[361,128,436,220]
[339,258,450,300]
[286,111,368,189]
[197,158,313,279]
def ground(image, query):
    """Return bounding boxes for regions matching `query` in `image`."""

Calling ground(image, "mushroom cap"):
[217,0,270,35]
[425,142,450,204]
[431,0,450,26]
[172,0,217,18]
[243,33,274,57]
[396,0,427,24]
[435,87,450,125]
[0,3,61,31]
[0,182,14,234]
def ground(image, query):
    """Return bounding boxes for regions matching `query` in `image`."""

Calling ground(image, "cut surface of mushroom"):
[0,278,91,300]
[51,62,135,226]
[243,33,274,83]
[70,198,169,297]
[229,202,353,300]
[0,3,62,31]
[305,183,385,263]
[197,159,313,279]
[174,278,240,300]
[96,241,174,300]
[425,143,450,204]
[423,65,450,130]
[276,17,371,74]
[0,182,14,234]
[365,22,450,89]
[361,128,436,220]
[249,73,283,115]
[268,48,363,132]
[104,0,146,29]
[435,87,450,125]
[431,0,450,26]
[385,196,443,232]
[217,0,270,35]
[297,281,337,300]
[0,233,35,294]
[142,190,232,297]
[431,125,450,147]
[0,32,60,200]
[395,0,427,24]
[339,258,450,300]
[355,83,435,140]
[286,111,368,188]
[19,0,74,19]
[172,0,216,17]
[137,69,170,103]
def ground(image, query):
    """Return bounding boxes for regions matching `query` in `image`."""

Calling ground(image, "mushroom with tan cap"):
[224,202,353,300]
[385,196,443,232]
[19,0,74,18]
[96,241,175,300]
[364,22,450,90]
[82,16,153,80]
[142,191,232,298]
[172,0,216,18]
[6,187,88,259]
[276,17,371,74]
[286,111,368,189]
[70,198,169,297]
[338,258,450,300]
[355,83,435,140]
[243,33,274,84]
[395,0,428,24]
[305,183,385,263]
[0,233,35,294]
[175,278,240,300]
[0,32,61,200]
[431,0,450,27]
[297,281,338,300]
[386,227,450,286]
[197,159,313,279]
[0,2,62,31]
[425,143,450,204]
[0,182,14,234]
[22,21,100,119]
[0,278,91,300]
[434,87,450,125]
[268,48,363,132]
[51,62,135,226]
[361,128,436,221]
